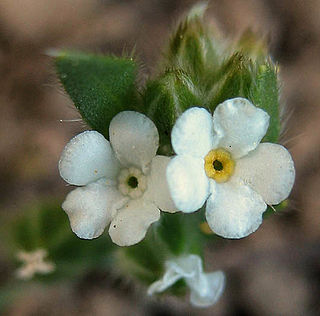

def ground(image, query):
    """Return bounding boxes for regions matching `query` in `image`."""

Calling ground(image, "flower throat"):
[204,148,235,183]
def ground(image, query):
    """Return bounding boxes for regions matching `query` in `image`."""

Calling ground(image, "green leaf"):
[55,51,139,137]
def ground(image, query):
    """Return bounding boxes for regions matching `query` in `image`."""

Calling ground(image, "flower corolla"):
[16,249,55,280]
[167,98,295,238]
[148,254,225,307]
[59,111,176,246]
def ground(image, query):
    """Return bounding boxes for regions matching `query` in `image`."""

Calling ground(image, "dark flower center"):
[213,160,223,171]
[127,176,138,188]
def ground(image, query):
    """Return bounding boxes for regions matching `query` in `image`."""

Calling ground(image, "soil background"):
[1,1,320,315]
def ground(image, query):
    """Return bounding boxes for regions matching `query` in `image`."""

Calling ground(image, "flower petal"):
[108,199,160,246]
[144,156,178,213]
[188,271,225,308]
[213,98,270,159]
[109,111,159,171]
[148,254,225,308]
[234,143,295,205]
[166,155,210,213]
[171,107,216,157]
[59,131,120,185]
[147,266,184,295]
[62,179,125,239]
[148,255,199,296]
[205,178,267,238]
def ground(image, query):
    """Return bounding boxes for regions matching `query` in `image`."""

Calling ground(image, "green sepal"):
[208,54,281,142]
[154,4,281,144]
[143,69,201,153]
[263,199,289,219]
[208,53,253,111]
[55,51,139,137]
[163,3,220,92]
[250,62,280,142]
[236,29,269,61]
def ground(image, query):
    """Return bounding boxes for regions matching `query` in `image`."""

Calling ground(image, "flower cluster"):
[60,97,295,244]
[59,97,295,307]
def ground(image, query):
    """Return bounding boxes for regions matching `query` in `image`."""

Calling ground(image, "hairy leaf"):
[55,51,139,137]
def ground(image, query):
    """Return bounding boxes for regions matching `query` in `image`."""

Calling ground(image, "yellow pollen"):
[204,148,235,183]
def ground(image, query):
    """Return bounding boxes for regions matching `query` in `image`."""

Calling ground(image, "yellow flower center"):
[204,148,235,183]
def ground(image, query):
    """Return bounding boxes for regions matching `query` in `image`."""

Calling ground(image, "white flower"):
[59,111,176,246]
[167,98,295,238]
[16,249,55,280]
[148,254,225,308]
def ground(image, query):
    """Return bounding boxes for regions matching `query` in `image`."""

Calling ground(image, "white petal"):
[108,199,160,246]
[147,267,184,295]
[171,107,216,157]
[59,131,120,185]
[62,179,125,239]
[234,143,295,205]
[109,111,159,171]
[166,155,210,213]
[148,254,225,308]
[170,254,203,278]
[148,255,200,296]
[188,271,225,308]
[213,98,270,159]
[205,179,267,238]
[144,156,178,213]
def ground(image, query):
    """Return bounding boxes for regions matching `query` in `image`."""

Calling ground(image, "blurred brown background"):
[0,0,320,315]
